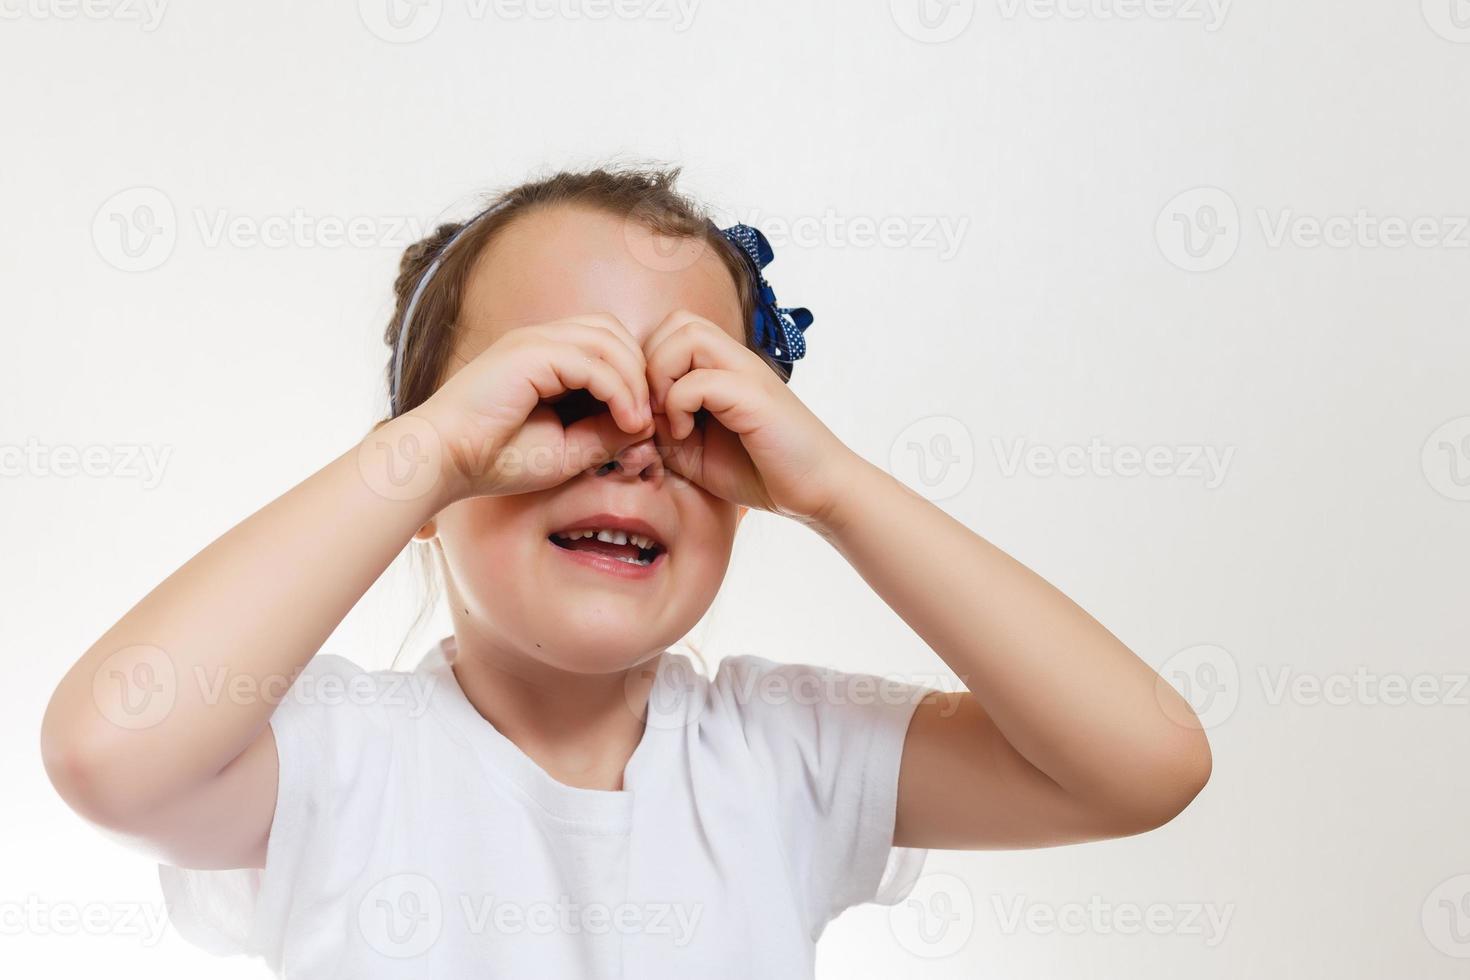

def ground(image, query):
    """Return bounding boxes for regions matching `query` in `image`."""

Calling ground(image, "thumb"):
[650,413,702,484]
[562,411,655,479]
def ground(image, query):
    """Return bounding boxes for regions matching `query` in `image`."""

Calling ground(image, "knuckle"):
[585,311,624,332]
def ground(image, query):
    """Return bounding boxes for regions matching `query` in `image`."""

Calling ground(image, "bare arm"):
[810,456,1212,849]
[633,311,1210,847]
[40,314,655,869]
[39,417,453,868]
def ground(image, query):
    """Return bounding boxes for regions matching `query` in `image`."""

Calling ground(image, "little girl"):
[41,167,1211,978]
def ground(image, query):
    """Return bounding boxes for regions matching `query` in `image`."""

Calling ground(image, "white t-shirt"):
[158,635,932,978]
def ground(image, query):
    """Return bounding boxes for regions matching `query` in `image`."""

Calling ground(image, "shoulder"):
[708,654,931,722]
[699,653,934,760]
[268,652,436,784]
[276,652,433,719]
[156,653,424,964]
[699,654,938,919]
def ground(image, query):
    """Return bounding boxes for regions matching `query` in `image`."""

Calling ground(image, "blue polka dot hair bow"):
[717,223,814,380]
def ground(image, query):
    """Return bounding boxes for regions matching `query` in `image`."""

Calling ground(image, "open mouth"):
[547,527,667,568]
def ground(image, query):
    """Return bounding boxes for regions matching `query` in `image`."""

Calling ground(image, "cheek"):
[433,498,539,607]
[669,490,741,590]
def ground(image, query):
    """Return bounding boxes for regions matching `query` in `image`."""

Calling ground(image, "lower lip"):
[548,539,667,581]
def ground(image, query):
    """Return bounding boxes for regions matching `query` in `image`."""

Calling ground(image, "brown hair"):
[382,165,772,668]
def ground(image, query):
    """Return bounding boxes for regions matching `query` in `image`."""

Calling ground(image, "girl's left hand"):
[642,310,859,526]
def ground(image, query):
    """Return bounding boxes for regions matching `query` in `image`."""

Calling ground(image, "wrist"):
[807,451,885,541]
[356,410,470,514]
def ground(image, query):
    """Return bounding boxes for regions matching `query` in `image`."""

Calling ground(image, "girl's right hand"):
[409,313,656,501]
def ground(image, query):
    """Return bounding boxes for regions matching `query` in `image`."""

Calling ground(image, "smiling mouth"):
[547,528,667,568]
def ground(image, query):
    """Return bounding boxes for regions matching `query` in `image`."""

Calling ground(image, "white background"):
[4,1,1469,977]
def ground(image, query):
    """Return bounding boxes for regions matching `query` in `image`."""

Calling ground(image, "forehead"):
[453,204,744,359]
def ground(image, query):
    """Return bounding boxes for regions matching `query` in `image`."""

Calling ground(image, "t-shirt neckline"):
[415,634,681,831]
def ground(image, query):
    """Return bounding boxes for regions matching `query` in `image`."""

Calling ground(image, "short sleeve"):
[157,653,394,965]
[710,656,933,930]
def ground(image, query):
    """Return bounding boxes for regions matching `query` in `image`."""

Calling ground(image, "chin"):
[521,623,670,676]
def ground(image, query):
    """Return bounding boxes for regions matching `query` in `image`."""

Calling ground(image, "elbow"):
[41,670,110,822]
[41,718,117,827]
[1151,732,1212,827]
[1107,729,1213,837]
[41,728,117,826]
[40,694,150,829]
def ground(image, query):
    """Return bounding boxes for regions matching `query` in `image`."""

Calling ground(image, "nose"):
[593,436,664,482]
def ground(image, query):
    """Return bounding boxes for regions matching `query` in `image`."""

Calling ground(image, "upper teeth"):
[555,528,659,550]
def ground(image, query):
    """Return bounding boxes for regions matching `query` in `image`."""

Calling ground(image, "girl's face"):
[426,204,747,675]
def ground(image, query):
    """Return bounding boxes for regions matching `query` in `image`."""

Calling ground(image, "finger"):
[532,319,651,419]
[643,308,731,355]
[533,341,646,435]
[662,367,762,441]
[555,312,642,364]
[562,411,655,483]
[644,313,757,416]
[546,313,647,394]
[649,411,701,488]
[538,320,652,420]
